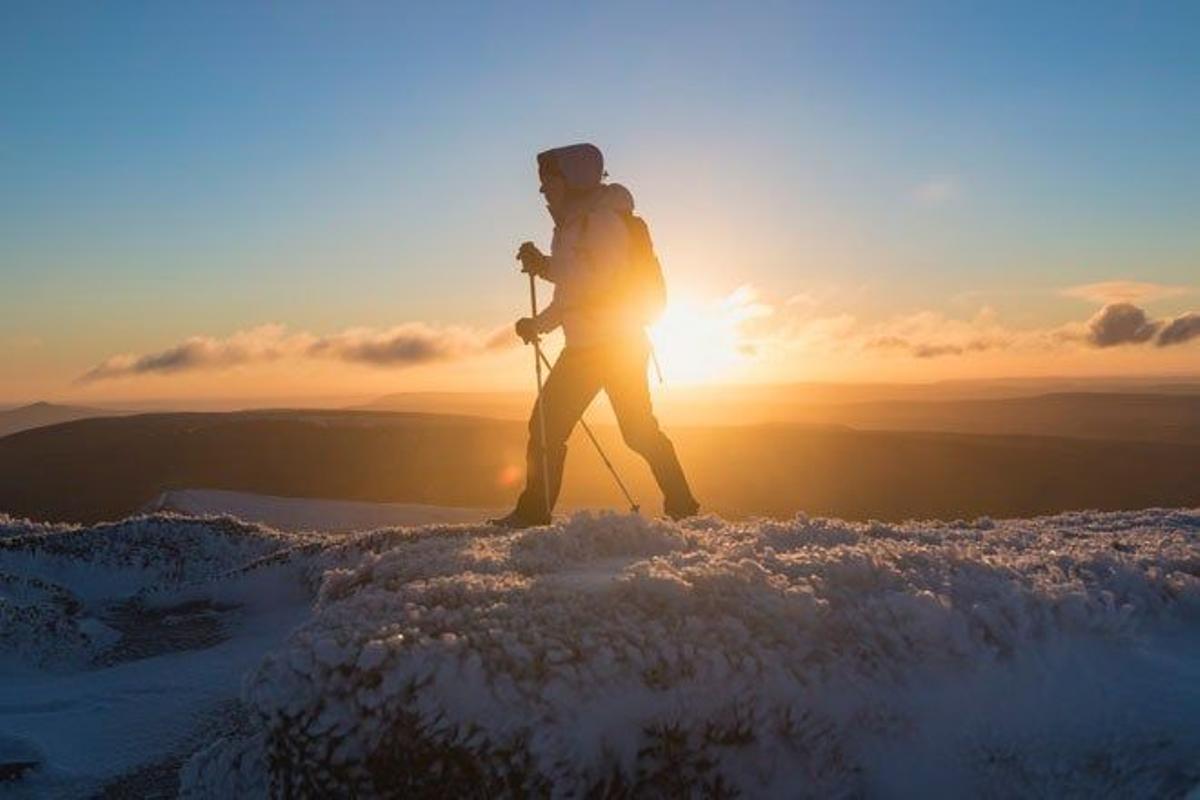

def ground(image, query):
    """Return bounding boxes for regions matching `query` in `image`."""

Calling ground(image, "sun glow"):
[647,288,765,384]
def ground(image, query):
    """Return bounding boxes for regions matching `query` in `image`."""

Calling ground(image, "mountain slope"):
[806,392,1200,443]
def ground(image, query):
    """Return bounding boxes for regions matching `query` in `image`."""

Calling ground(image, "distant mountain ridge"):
[359,388,1200,442]
[0,401,129,439]
[360,376,1200,416]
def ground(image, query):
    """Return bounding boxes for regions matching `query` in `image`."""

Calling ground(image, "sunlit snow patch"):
[178,509,1200,798]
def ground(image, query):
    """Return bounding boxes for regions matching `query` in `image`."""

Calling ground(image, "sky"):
[2,1,1198,406]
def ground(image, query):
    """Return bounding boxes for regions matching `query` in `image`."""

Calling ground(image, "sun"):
[647,289,763,384]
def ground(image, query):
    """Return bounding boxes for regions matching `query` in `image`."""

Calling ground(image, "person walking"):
[492,143,699,528]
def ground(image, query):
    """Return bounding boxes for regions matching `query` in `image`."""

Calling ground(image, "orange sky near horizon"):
[6,279,1196,409]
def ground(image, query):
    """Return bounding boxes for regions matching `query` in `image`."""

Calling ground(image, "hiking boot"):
[664,497,700,521]
[488,509,551,529]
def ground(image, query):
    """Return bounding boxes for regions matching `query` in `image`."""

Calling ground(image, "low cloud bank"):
[79,325,299,382]
[811,302,1199,360]
[308,323,511,366]
[79,322,514,382]
[1157,312,1200,347]
[864,334,1007,360]
[1085,303,1161,347]
[1085,303,1200,348]
[77,283,1199,384]
[847,308,1028,360]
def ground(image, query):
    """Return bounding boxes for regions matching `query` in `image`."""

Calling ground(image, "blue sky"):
[2,1,1198,401]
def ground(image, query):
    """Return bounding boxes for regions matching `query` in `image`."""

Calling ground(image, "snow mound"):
[0,512,326,675]
[0,513,306,604]
[182,509,1200,798]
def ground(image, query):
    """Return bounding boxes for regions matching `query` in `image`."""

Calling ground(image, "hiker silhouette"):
[492,143,699,528]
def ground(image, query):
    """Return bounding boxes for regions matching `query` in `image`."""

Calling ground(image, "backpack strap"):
[575,210,597,267]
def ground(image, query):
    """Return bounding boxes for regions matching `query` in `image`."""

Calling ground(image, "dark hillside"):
[2,410,1198,524]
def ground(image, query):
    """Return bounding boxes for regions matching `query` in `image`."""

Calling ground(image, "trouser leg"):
[604,341,698,517]
[514,347,603,519]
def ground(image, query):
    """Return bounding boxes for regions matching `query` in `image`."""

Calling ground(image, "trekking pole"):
[648,341,664,385]
[527,274,553,518]
[535,348,639,514]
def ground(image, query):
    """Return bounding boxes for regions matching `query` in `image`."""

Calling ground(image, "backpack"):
[578,203,667,327]
[620,212,667,325]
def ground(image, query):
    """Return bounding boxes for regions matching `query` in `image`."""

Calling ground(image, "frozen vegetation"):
[0,506,1198,797]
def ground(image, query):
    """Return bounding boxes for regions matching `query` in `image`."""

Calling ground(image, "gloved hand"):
[516,241,548,276]
[514,316,539,344]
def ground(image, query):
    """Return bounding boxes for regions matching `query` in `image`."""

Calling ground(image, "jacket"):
[532,145,644,347]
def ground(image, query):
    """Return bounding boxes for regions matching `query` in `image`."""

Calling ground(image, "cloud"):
[77,291,1200,386]
[740,282,1200,363]
[1084,303,1162,347]
[1062,280,1192,305]
[740,294,1022,362]
[1156,312,1200,347]
[909,176,962,208]
[80,325,303,382]
[1066,303,1200,349]
[799,299,1200,360]
[863,335,1001,359]
[79,322,515,382]
[855,307,1018,359]
[308,323,511,366]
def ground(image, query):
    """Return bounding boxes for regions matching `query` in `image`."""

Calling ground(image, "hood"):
[538,143,604,191]
[595,182,634,214]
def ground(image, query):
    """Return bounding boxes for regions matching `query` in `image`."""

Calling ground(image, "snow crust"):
[178,508,1200,798]
[2,508,1198,797]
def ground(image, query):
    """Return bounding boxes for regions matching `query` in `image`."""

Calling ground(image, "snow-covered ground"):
[148,488,500,532]
[1,507,1198,797]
